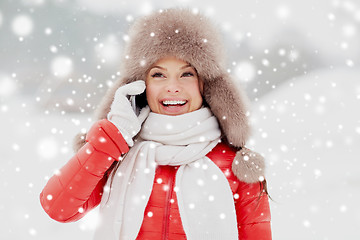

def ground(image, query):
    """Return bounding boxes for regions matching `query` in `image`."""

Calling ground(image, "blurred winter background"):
[0,0,359,239]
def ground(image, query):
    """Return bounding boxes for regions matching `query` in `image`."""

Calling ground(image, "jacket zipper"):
[163,166,176,240]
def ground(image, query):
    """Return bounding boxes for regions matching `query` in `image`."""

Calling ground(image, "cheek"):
[145,88,154,103]
[190,83,204,108]
[145,85,159,109]
[194,91,203,106]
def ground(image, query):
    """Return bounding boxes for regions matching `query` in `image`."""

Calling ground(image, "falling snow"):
[0,74,17,97]
[11,15,34,37]
[1,0,360,240]
[234,61,256,83]
[51,56,74,78]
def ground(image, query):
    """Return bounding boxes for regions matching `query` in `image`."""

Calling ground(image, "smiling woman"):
[40,8,271,240]
[146,57,204,116]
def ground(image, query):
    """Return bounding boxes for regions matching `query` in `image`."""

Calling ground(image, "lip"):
[159,98,189,115]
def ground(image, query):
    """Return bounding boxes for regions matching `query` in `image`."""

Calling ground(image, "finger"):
[122,80,146,96]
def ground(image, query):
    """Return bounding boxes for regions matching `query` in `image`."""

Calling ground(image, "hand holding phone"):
[107,80,150,147]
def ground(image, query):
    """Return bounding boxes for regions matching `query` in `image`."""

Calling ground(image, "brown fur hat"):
[74,8,265,183]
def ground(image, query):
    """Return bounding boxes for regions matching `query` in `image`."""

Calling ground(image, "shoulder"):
[207,141,266,183]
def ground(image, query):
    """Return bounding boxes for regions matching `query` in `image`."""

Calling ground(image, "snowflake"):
[342,24,356,37]
[165,123,173,130]
[29,228,37,236]
[51,56,73,78]
[276,5,291,20]
[12,14,33,36]
[0,74,17,97]
[126,15,134,22]
[339,205,347,213]
[356,127,360,134]
[44,27,52,35]
[262,59,270,67]
[303,220,311,228]
[234,61,256,83]
[346,59,354,67]
[12,144,20,151]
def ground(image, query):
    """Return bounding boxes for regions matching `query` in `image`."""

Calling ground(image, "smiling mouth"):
[161,100,187,107]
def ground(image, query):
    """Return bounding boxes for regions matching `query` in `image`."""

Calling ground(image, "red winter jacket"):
[40,119,271,239]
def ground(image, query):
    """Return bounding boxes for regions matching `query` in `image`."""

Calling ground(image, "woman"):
[40,8,271,240]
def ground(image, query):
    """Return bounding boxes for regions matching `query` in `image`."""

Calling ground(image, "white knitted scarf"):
[93,108,238,240]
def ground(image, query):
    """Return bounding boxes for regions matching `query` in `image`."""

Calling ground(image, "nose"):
[166,77,181,93]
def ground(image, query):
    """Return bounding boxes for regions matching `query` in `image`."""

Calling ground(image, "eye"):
[181,72,194,77]
[151,72,165,78]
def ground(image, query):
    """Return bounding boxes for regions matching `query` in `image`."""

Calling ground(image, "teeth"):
[162,100,186,105]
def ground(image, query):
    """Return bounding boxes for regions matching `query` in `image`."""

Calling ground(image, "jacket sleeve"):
[235,180,272,240]
[39,119,129,222]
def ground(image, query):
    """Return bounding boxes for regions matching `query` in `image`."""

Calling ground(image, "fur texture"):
[232,147,265,183]
[95,8,251,146]
[73,132,86,153]
[73,8,265,183]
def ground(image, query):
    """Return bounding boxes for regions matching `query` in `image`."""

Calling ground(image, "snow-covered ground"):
[249,68,360,239]
[1,68,359,239]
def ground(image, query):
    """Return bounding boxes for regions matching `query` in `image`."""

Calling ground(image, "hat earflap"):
[204,73,251,148]
[231,147,266,183]
[73,132,87,153]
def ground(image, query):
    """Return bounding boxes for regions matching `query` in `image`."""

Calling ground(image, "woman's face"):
[145,56,203,116]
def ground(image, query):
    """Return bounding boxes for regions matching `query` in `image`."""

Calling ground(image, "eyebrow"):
[151,65,166,70]
[181,64,192,69]
[151,64,193,71]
